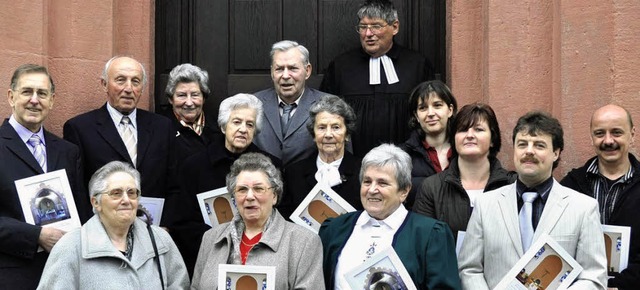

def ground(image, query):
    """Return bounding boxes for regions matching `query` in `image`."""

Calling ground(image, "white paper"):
[138,196,165,226]
[289,182,356,233]
[218,264,275,290]
[344,247,417,290]
[196,187,237,226]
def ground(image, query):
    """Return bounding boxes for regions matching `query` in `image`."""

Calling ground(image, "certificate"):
[138,196,165,226]
[289,182,356,233]
[344,247,417,290]
[218,264,275,290]
[602,224,630,275]
[197,187,237,226]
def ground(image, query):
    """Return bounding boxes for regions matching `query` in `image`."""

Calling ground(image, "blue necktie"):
[28,134,46,172]
[519,191,538,252]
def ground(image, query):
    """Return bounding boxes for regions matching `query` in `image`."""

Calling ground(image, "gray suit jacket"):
[253,87,325,167]
[458,179,607,290]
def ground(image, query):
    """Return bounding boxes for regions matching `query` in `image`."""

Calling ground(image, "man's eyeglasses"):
[100,188,141,200]
[355,24,388,34]
[234,185,273,196]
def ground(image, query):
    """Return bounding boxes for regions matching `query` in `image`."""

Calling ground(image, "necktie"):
[28,134,46,172]
[120,116,137,165]
[519,191,538,252]
[280,103,296,136]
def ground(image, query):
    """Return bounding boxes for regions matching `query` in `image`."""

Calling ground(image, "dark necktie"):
[280,103,296,136]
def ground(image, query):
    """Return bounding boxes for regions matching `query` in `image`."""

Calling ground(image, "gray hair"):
[360,144,412,191]
[218,93,264,134]
[88,161,141,211]
[10,64,56,94]
[164,63,211,99]
[357,0,398,24]
[270,40,310,66]
[226,153,283,206]
[101,56,148,87]
[306,95,357,138]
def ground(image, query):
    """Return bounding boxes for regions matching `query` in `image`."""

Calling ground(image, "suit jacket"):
[458,180,607,290]
[280,151,362,220]
[63,105,177,212]
[253,87,325,167]
[0,119,90,290]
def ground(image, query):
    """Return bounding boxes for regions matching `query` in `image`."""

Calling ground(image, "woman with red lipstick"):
[413,103,516,239]
[400,80,458,209]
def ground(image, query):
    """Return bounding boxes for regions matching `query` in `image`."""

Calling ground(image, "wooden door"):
[155,0,445,121]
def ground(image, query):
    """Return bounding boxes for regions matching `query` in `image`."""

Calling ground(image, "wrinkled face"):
[358,16,399,58]
[104,57,144,114]
[591,106,635,165]
[360,165,408,220]
[314,112,348,159]
[7,72,55,133]
[92,172,139,227]
[416,94,454,137]
[513,131,559,187]
[271,49,311,101]
[455,119,492,159]
[170,82,204,123]
[223,107,257,153]
[234,171,277,226]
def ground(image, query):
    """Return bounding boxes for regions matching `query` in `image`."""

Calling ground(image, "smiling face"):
[455,118,492,160]
[271,48,311,102]
[234,171,277,228]
[103,57,144,114]
[416,93,454,137]
[360,165,408,220]
[223,107,257,153]
[513,131,560,187]
[170,81,204,123]
[358,16,399,57]
[314,112,348,162]
[7,72,55,133]
[92,171,139,228]
[591,105,635,166]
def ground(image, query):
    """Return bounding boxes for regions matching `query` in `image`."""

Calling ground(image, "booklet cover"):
[344,247,417,290]
[289,182,356,233]
[138,196,165,226]
[602,224,630,275]
[218,264,275,290]
[197,187,238,226]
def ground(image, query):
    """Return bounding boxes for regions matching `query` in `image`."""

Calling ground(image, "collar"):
[9,115,45,145]
[355,204,408,231]
[174,111,205,135]
[516,176,554,202]
[278,89,304,106]
[106,102,138,128]
[316,155,343,168]
[586,156,635,182]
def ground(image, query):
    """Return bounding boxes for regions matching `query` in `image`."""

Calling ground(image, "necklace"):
[241,239,260,247]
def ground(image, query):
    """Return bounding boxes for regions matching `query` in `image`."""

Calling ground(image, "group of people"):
[0,0,637,290]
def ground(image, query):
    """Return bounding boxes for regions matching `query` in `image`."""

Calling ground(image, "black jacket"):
[561,155,640,289]
[413,156,516,238]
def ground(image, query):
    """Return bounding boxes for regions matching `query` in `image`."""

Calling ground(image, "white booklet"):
[197,187,237,226]
[602,224,630,275]
[218,264,275,290]
[15,169,81,239]
[344,247,417,290]
[495,234,583,290]
[138,196,165,226]
[289,182,356,233]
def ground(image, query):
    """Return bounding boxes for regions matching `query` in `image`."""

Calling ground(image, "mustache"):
[520,156,539,164]
[599,143,620,151]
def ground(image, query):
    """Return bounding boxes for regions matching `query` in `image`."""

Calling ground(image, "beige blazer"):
[458,179,607,290]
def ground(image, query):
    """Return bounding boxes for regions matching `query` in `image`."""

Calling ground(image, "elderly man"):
[253,40,329,167]
[561,104,640,289]
[320,0,433,157]
[458,111,607,289]
[63,56,176,215]
[0,64,90,289]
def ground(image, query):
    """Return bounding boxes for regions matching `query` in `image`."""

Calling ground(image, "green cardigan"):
[319,211,462,290]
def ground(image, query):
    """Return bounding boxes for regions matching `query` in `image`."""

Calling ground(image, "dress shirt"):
[106,102,138,141]
[315,155,343,187]
[277,90,303,117]
[516,177,553,230]
[9,115,47,171]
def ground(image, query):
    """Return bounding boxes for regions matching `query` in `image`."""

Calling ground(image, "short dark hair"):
[512,111,564,169]
[407,80,458,140]
[10,64,55,94]
[357,0,398,24]
[306,95,357,138]
[453,102,501,158]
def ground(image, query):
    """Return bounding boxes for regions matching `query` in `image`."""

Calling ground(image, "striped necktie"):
[120,116,137,166]
[28,134,46,172]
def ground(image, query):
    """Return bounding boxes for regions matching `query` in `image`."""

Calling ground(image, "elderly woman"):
[162,63,218,162]
[400,80,458,209]
[191,153,324,289]
[280,95,362,219]
[169,93,280,277]
[319,144,461,289]
[37,161,189,289]
[413,103,516,239]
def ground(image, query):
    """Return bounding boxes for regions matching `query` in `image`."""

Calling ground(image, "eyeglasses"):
[174,92,203,100]
[234,185,273,196]
[100,188,141,200]
[355,24,388,34]
[13,89,53,100]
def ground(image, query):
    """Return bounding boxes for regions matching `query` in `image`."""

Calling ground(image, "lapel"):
[301,155,319,187]
[0,120,43,174]
[95,105,133,163]
[262,89,285,143]
[135,110,151,167]
[532,179,569,241]
[497,183,525,256]
[43,130,61,172]
[284,87,315,139]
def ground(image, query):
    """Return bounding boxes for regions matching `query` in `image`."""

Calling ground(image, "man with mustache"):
[253,40,333,167]
[561,104,639,289]
[458,111,607,289]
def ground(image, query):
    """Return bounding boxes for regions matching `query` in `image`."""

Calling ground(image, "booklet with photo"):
[218,264,276,290]
[602,224,630,276]
[289,182,356,233]
[197,187,238,226]
[495,234,583,290]
[15,169,82,252]
[344,247,417,290]
[138,196,165,226]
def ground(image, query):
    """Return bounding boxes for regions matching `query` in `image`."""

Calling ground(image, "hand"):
[38,227,66,252]
[160,226,170,233]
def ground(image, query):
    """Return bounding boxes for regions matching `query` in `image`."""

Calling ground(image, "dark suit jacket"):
[280,151,363,220]
[253,87,326,167]
[0,119,90,290]
[63,105,177,216]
